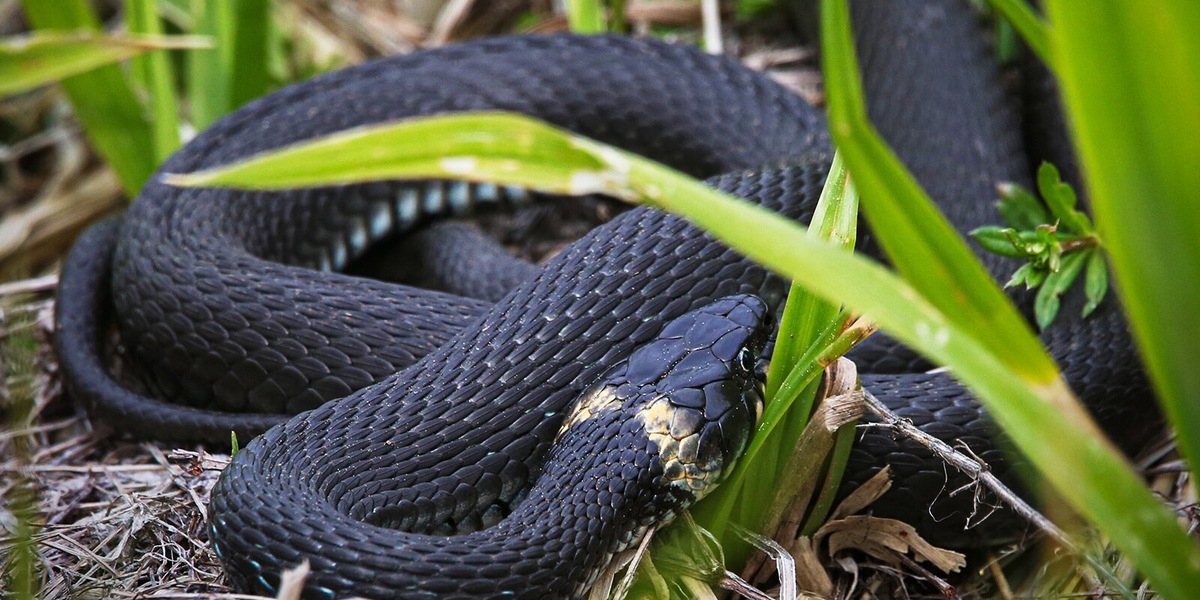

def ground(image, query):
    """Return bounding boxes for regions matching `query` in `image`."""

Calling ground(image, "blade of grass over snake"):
[166,110,1200,596]
[824,0,1200,595]
[19,0,159,194]
[1048,0,1200,501]
[165,113,619,194]
[721,151,859,558]
[820,0,1058,386]
[125,0,183,162]
[765,151,858,401]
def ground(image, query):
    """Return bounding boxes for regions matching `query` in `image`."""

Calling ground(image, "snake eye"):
[736,347,755,374]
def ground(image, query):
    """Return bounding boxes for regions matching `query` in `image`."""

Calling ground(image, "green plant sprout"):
[970,163,1107,329]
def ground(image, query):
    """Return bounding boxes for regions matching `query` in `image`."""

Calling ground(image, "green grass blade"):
[165,113,617,193]
[819,0,1056,384]
[229,0,271,108]
[985,0,1051,66]
[188,0,233,129]
[716,152,859,558]
[765,151,858,400]
[0,32,202,99]
[567,0,607,33]
[1047,0,1200,501]
[125,0,182,162]
[823,0,1200,595]
[20,0,158,193]
[165,111,1200,596]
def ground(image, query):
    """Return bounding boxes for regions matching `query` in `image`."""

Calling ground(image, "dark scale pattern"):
[390,220,541,303]
[51,14,1156,598]
[211,296,770,599]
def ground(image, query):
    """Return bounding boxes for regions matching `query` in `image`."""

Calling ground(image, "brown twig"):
[858,390,1069,548]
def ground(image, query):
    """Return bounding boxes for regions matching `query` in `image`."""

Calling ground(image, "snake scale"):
[52,1,1158,598]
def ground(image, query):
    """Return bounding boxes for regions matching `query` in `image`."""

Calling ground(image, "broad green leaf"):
[1048,2,1200,540]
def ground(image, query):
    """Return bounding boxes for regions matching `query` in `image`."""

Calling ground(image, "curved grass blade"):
[0,32,205,98]
[824,0,1200,595]
[1046,1,1200,510]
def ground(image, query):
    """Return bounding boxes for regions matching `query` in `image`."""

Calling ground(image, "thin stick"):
[860,390,1134,596]
[701,0,721,54]
[0,274,58,297]
[859,390,1065,544]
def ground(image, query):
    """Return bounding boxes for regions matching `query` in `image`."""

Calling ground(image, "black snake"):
[52,2,1156,598]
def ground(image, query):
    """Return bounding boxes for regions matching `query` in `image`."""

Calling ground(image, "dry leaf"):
[790,536,834,597]
[816,515,966,574]
[828,466,892,520]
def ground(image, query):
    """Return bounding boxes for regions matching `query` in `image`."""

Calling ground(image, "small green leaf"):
[1035,272,1063,330]
[1055,248,1089,292]
[230,431,239,455]
[971,225,1028,258]
[1034,250,1089,329]
[1047,242,1063,273]
[1037,162,1092,233]
[1083,249,1109,318]
[1006,262,1032,288]
[997,181,1052,230]
[1034,224,1062,271]
[1038,162,1074,209]
[1026,264,1048,289]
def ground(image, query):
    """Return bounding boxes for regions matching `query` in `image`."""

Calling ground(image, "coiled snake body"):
[54,2,1155,598]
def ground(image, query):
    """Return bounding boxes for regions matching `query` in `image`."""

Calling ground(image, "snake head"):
[625,294,771,503]
[552,294,770,523]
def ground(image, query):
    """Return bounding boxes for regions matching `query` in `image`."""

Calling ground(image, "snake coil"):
[53,2,1155,598]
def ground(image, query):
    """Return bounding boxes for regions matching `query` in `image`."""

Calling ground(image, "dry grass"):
[0,296,261,598]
